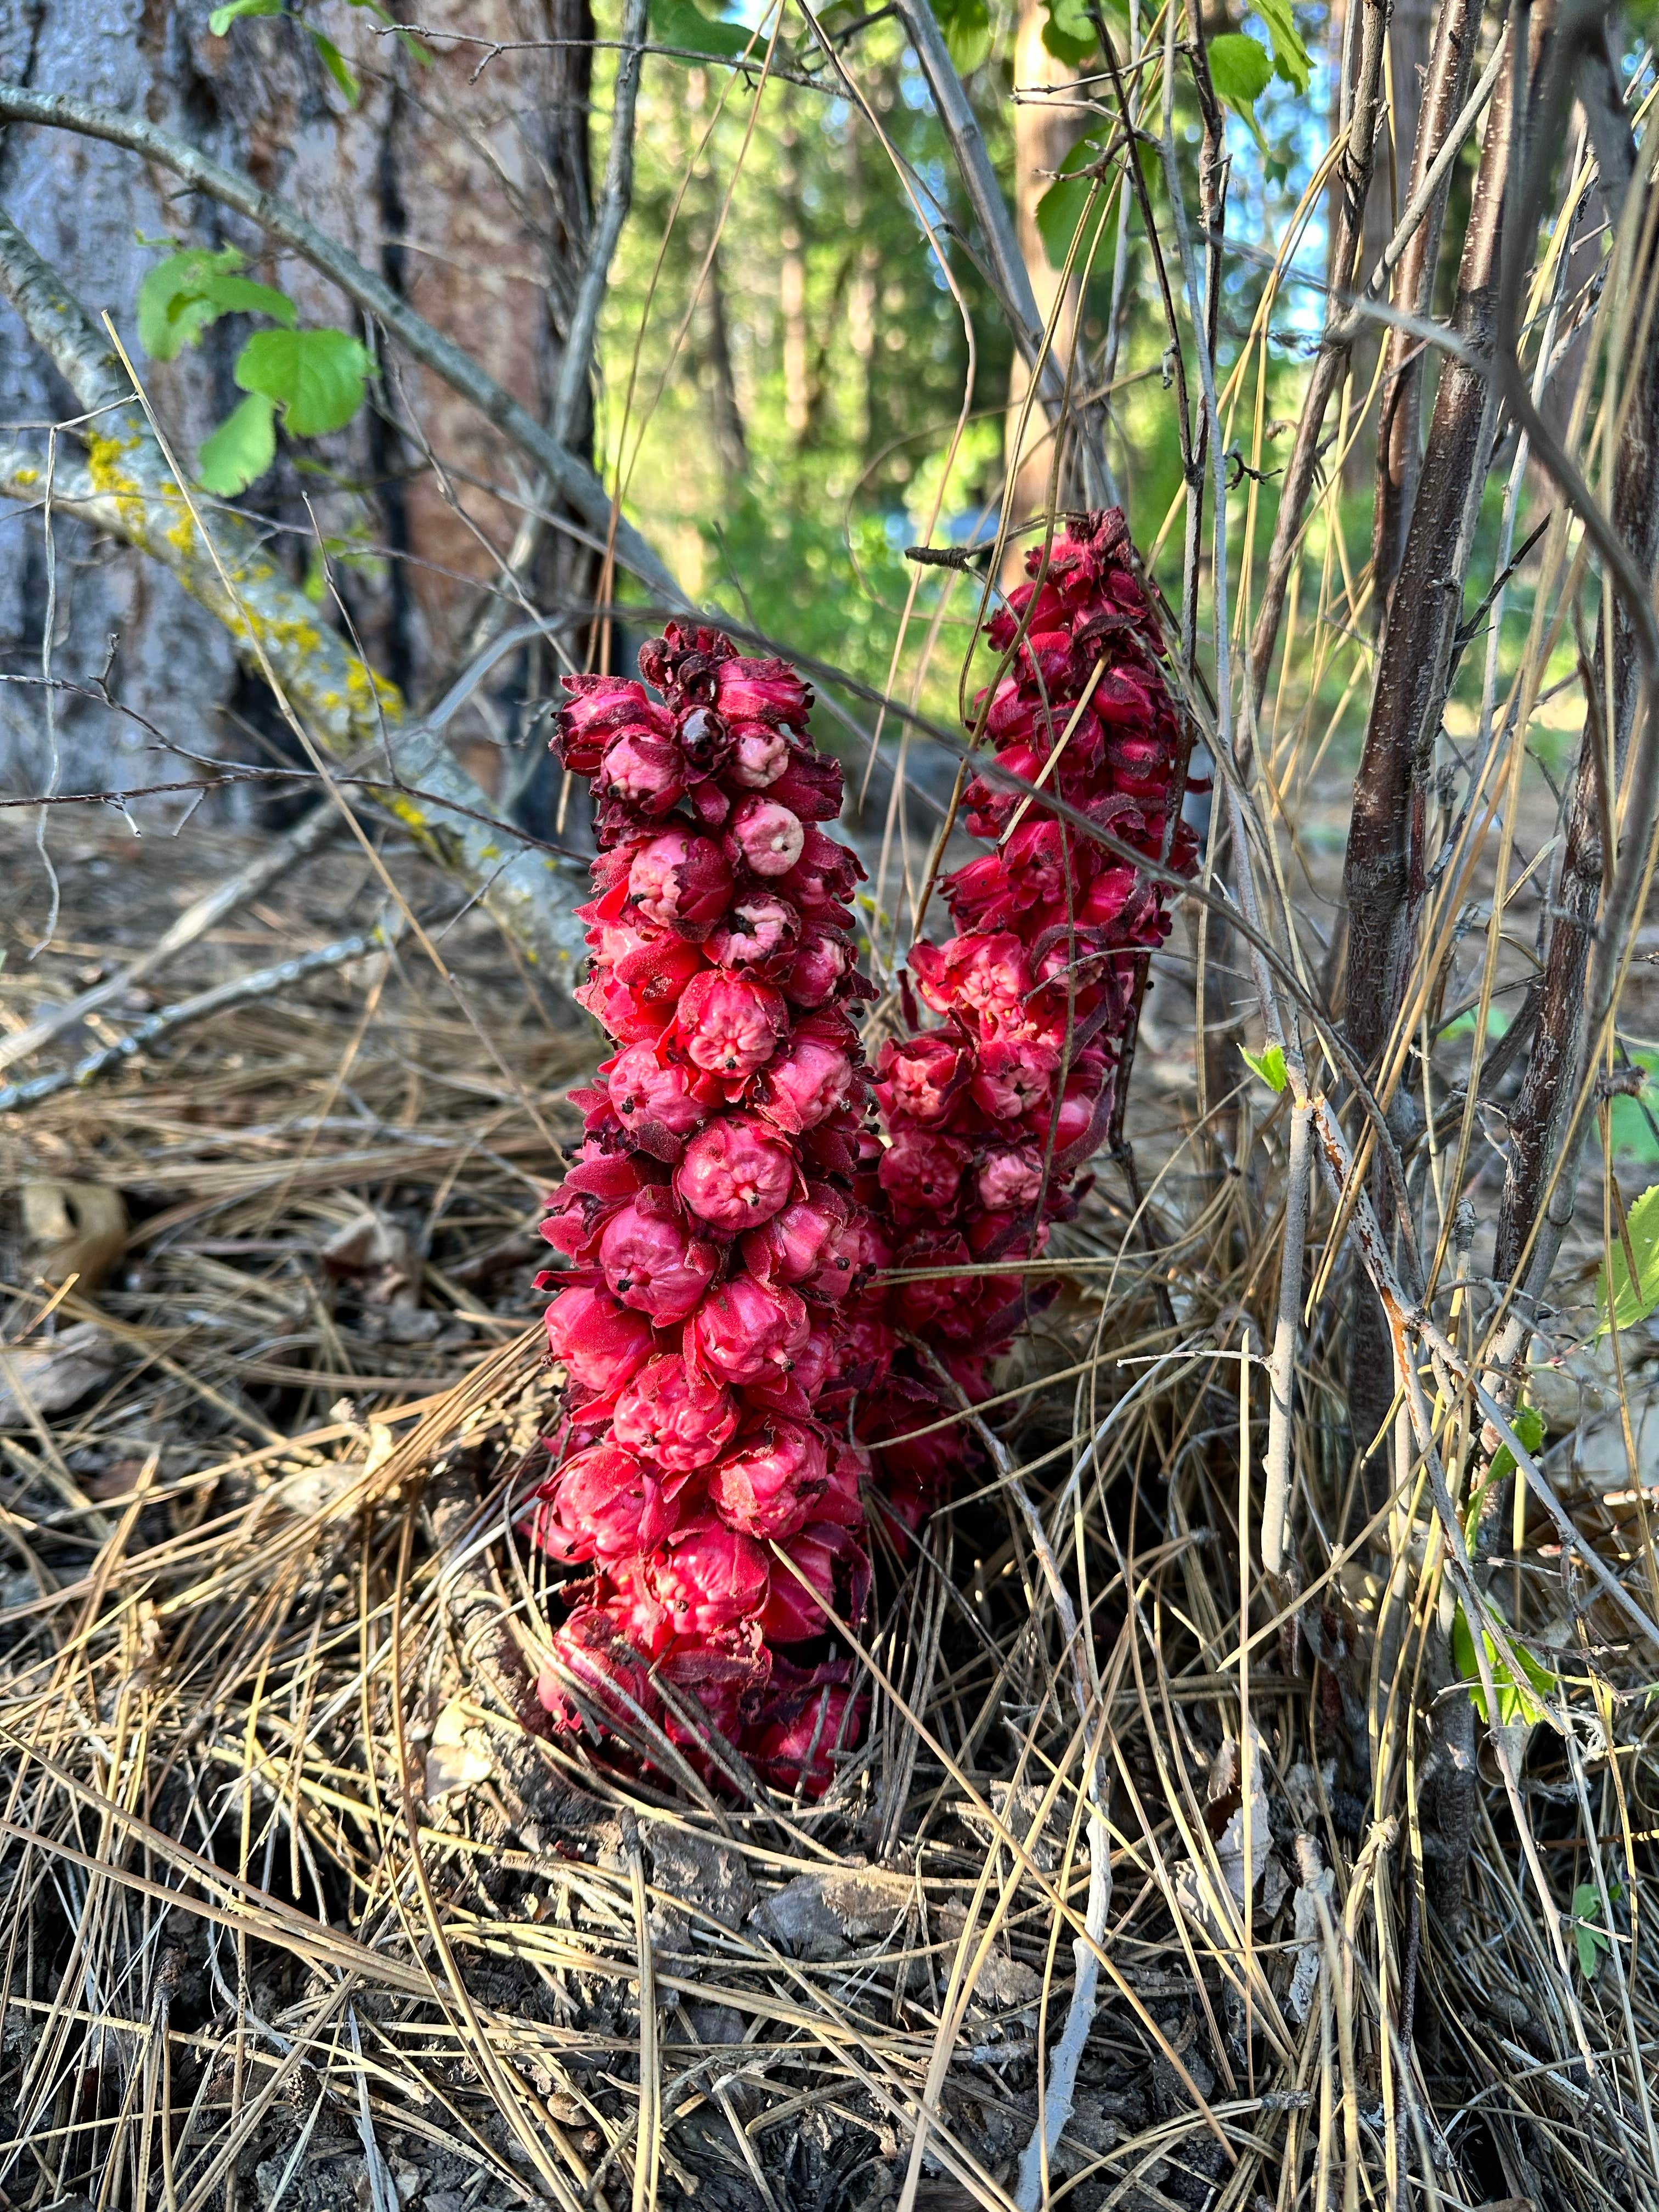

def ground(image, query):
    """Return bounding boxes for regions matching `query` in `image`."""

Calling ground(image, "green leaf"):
[650,0,758,60]
[138,247,243,360]
[1252,0,1311,91]
[1035,134,1109,268]
[1206,32,1273,155]
[1239,1041,1287,1093]
[1597,1182,1659,1335]
[138,250,295,360]
[1460,1404,1545,1545]
[928,0,991,73]
[234,327,375,437]
[197,391,277,495]
[1452,1602,1556,1729]
[309,26,361,103]
[1572,1881,1612,1979]
[1040,0,1097,65]
[208,0,283,32]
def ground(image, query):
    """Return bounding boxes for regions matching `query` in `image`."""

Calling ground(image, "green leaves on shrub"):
[1452,1601,1556,1729]
[652,0,761,59]
[1598,1182,1659,1335]
[138,248,294,362]
[928,0,991,72]
[137,247,374,496]
[1572,1882,1622,1979]
[236,328,375,437]
[1239,1041,1287,1093]
[1207,33,1274,151]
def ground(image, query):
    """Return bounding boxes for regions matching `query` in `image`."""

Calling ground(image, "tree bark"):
[1370,0,1481,614]
[1342,8,1540,1509]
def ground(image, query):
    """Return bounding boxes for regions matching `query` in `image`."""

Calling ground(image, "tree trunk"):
[1342,7,1538,1510]
[0,0,594,812]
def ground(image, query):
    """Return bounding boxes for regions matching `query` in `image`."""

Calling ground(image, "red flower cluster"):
[532,625,882,1794]
[851,509,1195,1508]
[531,511,1190,1800]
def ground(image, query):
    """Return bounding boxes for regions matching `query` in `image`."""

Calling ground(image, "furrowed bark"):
[1341,22,1535,1505]
[1372,0,1483,616]
[1245,0,1389,712]
[0,207,588,984]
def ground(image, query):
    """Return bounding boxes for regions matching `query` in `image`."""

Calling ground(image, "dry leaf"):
[20,1180,128,1295]
[321,1211,420,1308]
[0,1322,121,1425]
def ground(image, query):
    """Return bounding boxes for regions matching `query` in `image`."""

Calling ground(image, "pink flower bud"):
[613,1353,738,1473]
[676,969,789,1078]
[747,1671,861,1796]
[777,827,864,917]
[782,927,851,1008]
[971,1036,1057,1120]
[709,1417,828,1538]
[647,1516,769,1636]
[756,1032,855,1133]
[556,679,673,774]
[874,1033,969,1126]
[628,831,733,935]
[742,1190,844,1285]
[688,1274,810,1384]
[707,895,800,970]
[713,656,811,725]
[977,1148,1045,1212]
[544,1284,654,1394]
[878,1127,969,1212]
[532,1443,675,1564]
[909,933,1031,1028]
[599,730,686,816]
[726,797,805,878]
[537,1604,659,1731]
[675,1115,795,1229]
[758,1525,840,1640]
[599,1192,719,1322]
[727,723,791,788]
[607,1046,708,1143]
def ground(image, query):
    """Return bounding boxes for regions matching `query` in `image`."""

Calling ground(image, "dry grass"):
[2,811,1657,2212]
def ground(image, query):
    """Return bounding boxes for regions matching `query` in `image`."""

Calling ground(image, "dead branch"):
[0,919,401,1116]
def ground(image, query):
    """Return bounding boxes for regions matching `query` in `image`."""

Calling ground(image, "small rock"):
[647,1825,758,1931]
[972,1953,1042,2010]
[751,1874,848,1960]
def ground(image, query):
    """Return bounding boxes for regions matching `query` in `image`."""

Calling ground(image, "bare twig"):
[0,921,402,1115]
[1261,1097,1313,1579]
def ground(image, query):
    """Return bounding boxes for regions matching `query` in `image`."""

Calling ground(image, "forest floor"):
[3,803,1658,2212]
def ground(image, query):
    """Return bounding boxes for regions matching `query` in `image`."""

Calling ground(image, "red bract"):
[648,1517,770,1637]
[532,1444,675,1564]
[709,1417,828,1539]
[544,1284,653,1395]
